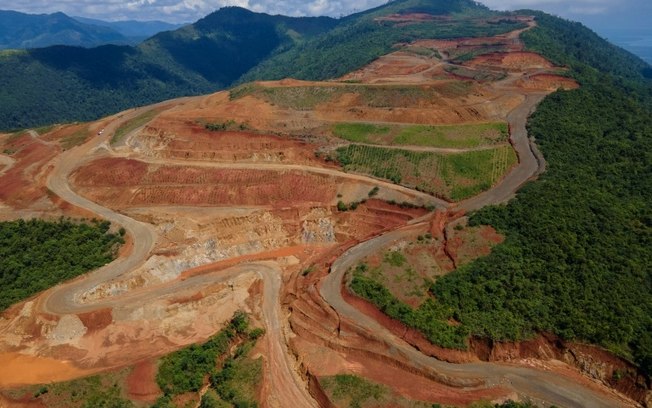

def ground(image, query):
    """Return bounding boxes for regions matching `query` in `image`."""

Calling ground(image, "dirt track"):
[3,19,634,408]
[320,224,628,408]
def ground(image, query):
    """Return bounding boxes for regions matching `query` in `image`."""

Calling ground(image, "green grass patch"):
[395,122,508,148]
[332,122,508,149]
[34,124,56,135]
[333,123,390,143]
[321,375,387,408]
[61,127,90,150]
[350,264,468,349]
[5,368,135,408]
[0,218,124,311]
[111,109,160,145]
[259,86,341,110]
[211,343,263,407]
[334,144,516,201]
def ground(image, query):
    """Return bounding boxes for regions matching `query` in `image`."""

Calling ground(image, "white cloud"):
[0,0,645,26]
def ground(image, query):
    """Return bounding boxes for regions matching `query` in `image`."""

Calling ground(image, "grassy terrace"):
[230,82,473,110]
[111,109,160,145]
[334,144,516,201]
[333,121,509,148]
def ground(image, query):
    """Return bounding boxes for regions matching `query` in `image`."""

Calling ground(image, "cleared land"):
[333,121,509,149]
[0,14,631,408]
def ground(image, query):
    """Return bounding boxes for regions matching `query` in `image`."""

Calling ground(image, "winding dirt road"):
[320,224,626,408]
[30,21,631,405]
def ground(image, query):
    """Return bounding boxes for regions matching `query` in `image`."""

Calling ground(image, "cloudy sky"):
[0,0,650,32]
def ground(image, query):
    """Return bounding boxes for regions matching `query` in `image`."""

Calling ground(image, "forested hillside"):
[0,218,124,311]
[0,7,336,131]
[241,0,519,81]
[0,10,126,49]
[349,9,652,375]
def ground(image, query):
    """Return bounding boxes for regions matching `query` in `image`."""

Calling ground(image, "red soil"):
[517,73,580,91]
[126,359,161,402]
[305,342,509,405]
[72,158,339,208]
[0,134,58,209]
[0,353,90,387]
[0,394,46,408]
[77,308,113,334]
[140,121,324,165]
[466,52,554,71]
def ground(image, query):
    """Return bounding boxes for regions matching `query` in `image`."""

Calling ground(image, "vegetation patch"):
[232,83,473,111]
[111,109,160,145]
[320,374,387,408]
[333,123,390,143]
[364,11,652,376]
[333,121,508,148]
[61,126,90,150]
[4,368,135,408]
[153,311,263,408]
[350,263,468,349]
[0,218,124,311]
[243,3,525,83]
[334,144,516,201]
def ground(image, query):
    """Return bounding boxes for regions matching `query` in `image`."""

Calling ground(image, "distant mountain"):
[0,7,338,130]
[0,10,127,49]
[0,1,649,131]
[72,16,185,43]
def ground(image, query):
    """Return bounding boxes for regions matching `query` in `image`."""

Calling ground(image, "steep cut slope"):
[0,10,126,49]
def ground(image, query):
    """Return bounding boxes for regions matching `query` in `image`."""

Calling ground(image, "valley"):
[0,3,650,408]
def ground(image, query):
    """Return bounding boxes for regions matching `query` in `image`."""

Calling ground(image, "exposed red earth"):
[0,15,643,408]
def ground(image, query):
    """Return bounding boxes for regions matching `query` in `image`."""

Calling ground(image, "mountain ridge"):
[0,10,127,49]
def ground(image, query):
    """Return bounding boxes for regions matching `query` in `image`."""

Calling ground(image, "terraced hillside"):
[0,2,649,408]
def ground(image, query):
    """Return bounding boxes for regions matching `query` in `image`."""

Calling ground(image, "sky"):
[0,0,650,32]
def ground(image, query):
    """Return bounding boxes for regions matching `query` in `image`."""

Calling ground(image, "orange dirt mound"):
[77,308,113,333]
[138,124,323,165]
[126,359,161,402]
[467,52,554,70]
[72,158,339,208]
[517,74,580,91]
[0,353,89,387]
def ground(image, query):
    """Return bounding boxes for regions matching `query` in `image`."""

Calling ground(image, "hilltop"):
[0,0,650,407]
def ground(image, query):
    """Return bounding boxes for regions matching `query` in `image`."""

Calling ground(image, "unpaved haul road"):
[40,105,320,406]
[318,78,631,406]
[320,224,626,408]
[36,56,626,406]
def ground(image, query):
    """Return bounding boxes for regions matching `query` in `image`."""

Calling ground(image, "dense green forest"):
[0,10,127,49]
[0,7,336,131]
[241,1,522,82]
[352,10,652,375]
[0,218,124,311]
[0,0,521,131]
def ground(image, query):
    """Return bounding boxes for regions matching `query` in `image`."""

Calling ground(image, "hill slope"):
[72,16,184,43]
[0,10,126,49]
[0,7,337,130]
